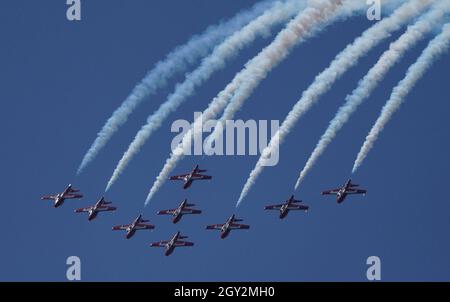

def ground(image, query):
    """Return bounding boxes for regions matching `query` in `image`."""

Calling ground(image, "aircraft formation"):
[41,164,366,256]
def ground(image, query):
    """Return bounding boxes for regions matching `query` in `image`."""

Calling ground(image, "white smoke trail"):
[352,23,450,173]
[237,0,433,206]
[203,0,366,154]
[144,0,355,205]
[295,0,449,190]
[105,0,306,191]
[77,0,274,174]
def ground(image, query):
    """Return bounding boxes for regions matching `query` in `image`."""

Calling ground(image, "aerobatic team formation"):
[41,0,449,256]
[41,169,366,256]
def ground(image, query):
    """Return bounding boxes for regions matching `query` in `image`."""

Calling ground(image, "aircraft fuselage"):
[54,195,65,208]
[279,206,289,219]
[173,213,183,224]
[164,233,180,256]
[172,203,186,223]
[337,190,347,203]
[126,229,137,239]
[183,177,194,189]
[165,244,175,256]
[220,228,231,239]
[220,220,233,239]
[88,210,98,221]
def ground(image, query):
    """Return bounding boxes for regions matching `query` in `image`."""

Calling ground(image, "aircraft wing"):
[97,206,117,212]
[112,225,130,231]
[174,240,194,247]
[264,204,284,210]
[75,207,93,213]
[157,209,176,215]
[169,174,189,181]
[182,208,202,215]
[41,195,57,200]
[206,224,224,230]
[150,241,169,247]
[63,193,83,199]
[322,189,340,195]
[135,223,155,230]
[348,189,367,195]
[192,174,212,180]
[287,204,309,211]
[230,223,250,230]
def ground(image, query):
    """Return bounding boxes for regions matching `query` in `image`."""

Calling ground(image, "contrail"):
[352,23,450,173]
[203,0,366,153]
[105,0,306,191]
[77,0,274,174]
[237,0,433,206]
[294,0,449,190]
[144,0,355,205]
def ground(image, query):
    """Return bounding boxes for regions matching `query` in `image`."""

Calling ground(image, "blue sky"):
[1,0,450,281]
